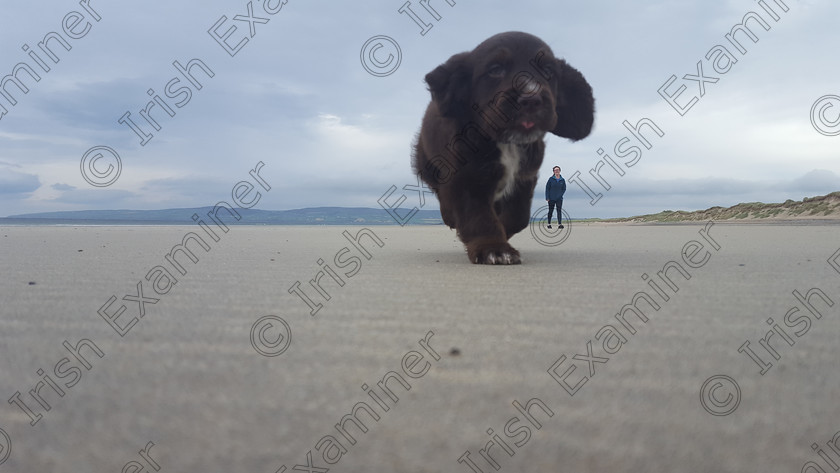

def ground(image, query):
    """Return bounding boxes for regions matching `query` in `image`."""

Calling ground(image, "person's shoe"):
[547,224,552,229]
[558,224,565,229]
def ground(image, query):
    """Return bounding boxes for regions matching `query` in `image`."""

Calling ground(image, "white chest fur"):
[494,143,522,201]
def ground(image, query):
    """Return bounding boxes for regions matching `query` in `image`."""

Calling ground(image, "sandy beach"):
[1,222,839,472]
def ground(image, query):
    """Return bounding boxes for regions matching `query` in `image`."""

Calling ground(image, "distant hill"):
[2,207,445,225]
[602,191,840,223]
[8,192,840,225]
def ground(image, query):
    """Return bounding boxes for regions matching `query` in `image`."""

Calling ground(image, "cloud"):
[313,114,405,155]
[1,0,839,216]
[50,183,76,191]
[44,188,138,206]
[553,169,840,218]
[0,164,39,194]
[783,169,840,193]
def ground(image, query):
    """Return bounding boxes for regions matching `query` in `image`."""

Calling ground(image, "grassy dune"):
[601,191,840,223]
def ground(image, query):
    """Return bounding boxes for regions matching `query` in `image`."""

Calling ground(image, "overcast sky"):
[0,0,838,219]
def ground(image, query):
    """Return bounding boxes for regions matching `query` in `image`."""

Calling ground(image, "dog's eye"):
[487,64,506,78]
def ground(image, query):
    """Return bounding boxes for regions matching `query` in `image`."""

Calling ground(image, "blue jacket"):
[545,175,566,201]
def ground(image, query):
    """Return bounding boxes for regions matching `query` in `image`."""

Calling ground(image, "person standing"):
[545,166,566,229]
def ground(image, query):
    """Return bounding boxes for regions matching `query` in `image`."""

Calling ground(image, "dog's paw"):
[468,241,521,265]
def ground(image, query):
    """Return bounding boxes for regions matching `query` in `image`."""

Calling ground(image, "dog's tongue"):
[521,121,535,129]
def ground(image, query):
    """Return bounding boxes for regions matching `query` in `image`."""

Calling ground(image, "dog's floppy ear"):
[424,52,472,119]
[551,59,595,141]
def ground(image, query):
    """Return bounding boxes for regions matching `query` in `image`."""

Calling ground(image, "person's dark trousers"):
[547,199,563,225]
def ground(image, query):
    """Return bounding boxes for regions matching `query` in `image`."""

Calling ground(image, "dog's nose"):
[517,95,543,110]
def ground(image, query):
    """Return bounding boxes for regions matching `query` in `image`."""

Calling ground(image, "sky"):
[0,0,838,219]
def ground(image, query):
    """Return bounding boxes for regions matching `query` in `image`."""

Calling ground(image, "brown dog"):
[412,31,594,264]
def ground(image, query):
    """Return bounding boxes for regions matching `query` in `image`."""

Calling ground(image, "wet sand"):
[1,223,839,472]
